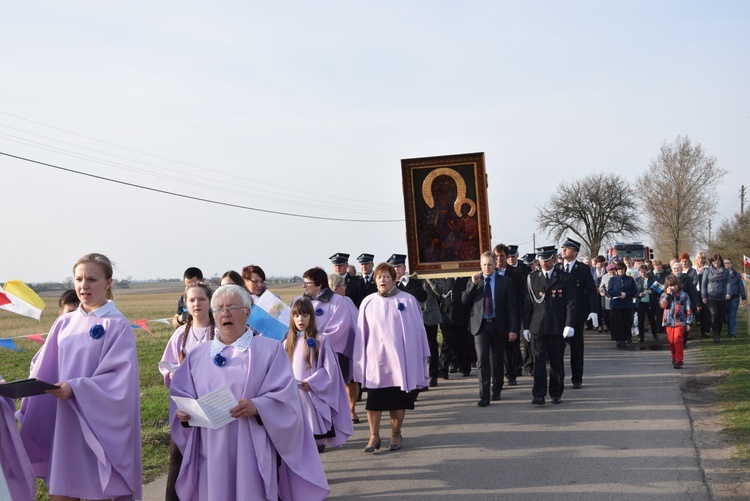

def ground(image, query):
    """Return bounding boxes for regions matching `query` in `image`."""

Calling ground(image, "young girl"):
[160,282,215,501]
[284,297,352,453]
[660,275,693,369]
[18,253,142,500]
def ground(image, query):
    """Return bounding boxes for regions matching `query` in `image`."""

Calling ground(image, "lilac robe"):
[170,332,330,501]
[159,324,214,388]
[288,333,353,447]
[354,290,430,391]
[0,386,34,501]
[18,302,142,499]
[292,290,358,379]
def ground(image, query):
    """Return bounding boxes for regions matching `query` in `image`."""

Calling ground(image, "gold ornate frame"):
[401,152,491,278]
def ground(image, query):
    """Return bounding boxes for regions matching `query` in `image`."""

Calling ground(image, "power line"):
[0,110,401,212]
[0,150,405,223]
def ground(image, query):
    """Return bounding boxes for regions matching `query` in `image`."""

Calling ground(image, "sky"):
[2,1,748,283]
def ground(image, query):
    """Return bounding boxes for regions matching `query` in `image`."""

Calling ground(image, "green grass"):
[693,305,750,465]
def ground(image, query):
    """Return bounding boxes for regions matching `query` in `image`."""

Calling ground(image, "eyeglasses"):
[213,305,247,314]
[303,281,316,286]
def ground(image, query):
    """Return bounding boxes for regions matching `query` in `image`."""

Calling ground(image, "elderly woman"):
[701,253,731,343]
[693,252,711,338]
[293,268,360,423]
[353,262,430,453]
[608,261,638,349]
[170,284,329,500]
[599,263,616,335]
[242,264,268,302]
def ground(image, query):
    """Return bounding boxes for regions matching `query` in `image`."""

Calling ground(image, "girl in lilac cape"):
[0,376,35,501]
[284,297,353,453]
[18,253,142,500]
[354,262,430,453]
[294,266,360,422]
[170,285,329,501]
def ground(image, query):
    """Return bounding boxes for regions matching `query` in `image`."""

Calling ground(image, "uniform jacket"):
[558,261,598,323]
[523,268,576,337]
[344,273,367,308]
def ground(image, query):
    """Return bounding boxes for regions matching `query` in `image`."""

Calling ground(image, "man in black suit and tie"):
[559,237,599,389]
[523,246,576,405]
[462,251,518,407]
[358,253,378,296]
[330,252,367,308]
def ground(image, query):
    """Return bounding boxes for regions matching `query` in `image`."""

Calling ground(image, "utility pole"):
[533,233,536,251]
[741,185,746,214]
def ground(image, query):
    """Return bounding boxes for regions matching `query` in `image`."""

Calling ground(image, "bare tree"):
[711,212,750,263]
[635,135,726,260]
[536,173,640,256]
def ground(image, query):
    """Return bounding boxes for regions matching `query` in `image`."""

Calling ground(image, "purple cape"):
[1,389,34,501]
[170,334,330,501]
[288,334,353,447]
[354,290,430,391]
[18,303,142,499]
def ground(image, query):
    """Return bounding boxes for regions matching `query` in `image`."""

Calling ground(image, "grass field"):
[1,283,748,499]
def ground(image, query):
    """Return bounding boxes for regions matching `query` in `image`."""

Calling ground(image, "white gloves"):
[562,326,575,338]
[587,312,599,328]
[523,330,531,342]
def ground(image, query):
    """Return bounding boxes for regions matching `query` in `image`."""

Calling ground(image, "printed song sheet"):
[171,386,239,429]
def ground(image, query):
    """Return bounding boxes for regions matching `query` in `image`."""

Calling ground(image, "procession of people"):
[1,245,747,500]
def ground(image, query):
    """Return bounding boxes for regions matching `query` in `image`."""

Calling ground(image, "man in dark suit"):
[330,252,367,308]
[523,246,576,405]
[493,244,524,386]
[508,245,532,276]
[462,251,519,407]
[558,237,599,389]
[358,253,378,296]
[432,276,473,377]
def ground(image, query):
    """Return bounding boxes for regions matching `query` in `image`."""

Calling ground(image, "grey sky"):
[2,1,748,282]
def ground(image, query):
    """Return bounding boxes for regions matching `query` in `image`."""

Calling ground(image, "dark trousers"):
[425,323,439,378]
[439,322,471,372]
[166,438,182,501]
[565,320,585,385]
[503,336,521,381]
[699,304,712,336]
[611,308,633,342]
[532,335,565,399]
[474,320,506,399]
[637,301,651,339]
[707,299,726,339]
[520,335,534,374]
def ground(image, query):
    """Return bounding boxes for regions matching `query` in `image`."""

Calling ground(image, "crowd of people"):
[1,246,747,500]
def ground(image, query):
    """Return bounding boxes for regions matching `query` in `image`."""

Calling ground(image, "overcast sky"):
[2,1,748,283]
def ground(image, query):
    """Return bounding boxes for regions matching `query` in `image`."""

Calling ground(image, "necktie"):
[483,277,493,317]
[565,263,570,274]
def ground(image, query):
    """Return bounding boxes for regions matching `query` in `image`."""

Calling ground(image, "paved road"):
[143,331,749,500]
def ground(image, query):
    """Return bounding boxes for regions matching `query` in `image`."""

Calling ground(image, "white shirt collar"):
[400,276,409,286]
[78,300,116,317]
[210,328,254,357]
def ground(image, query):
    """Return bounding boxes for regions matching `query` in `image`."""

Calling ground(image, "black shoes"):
[363,434,381,453]
[461,369,472,377]
[673,362,683,369]
[572,382,582,389]
[508,380,518,386]
[389,433,402,451]
[532,397,545,405]
[552,397,562,404]
[429,377,438,387]
[491,393,501,401]
[317,445,326,453]
[437,371,449,380]
[477,398,490,407]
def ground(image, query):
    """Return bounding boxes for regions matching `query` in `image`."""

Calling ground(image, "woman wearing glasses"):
[170,284,329,500]
[242,264,268,301]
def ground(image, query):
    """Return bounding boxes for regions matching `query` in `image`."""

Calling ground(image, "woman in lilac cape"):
[0,376,35,501]
[284,297,353,452]
[18,253,142,500]
[353,262,430,453]
[170,285,329,501]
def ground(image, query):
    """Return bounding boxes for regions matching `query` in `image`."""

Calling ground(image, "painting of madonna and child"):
[401,152,491,278]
